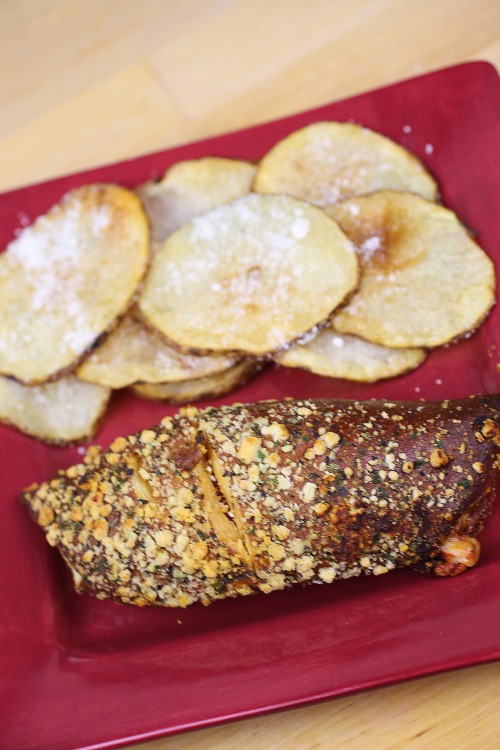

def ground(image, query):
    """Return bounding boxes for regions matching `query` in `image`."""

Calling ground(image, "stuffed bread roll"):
[23,396,499,608]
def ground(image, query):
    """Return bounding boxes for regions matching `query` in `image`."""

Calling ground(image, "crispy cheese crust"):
[23,396,499,607]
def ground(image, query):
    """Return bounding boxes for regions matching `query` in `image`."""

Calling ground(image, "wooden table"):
[1,2,499,748]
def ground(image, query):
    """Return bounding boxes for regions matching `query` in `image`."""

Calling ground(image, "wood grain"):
[1,2,499,748]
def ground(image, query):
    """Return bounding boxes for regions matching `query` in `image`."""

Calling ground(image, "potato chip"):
[137,157,256,246]
[254,121,437,206]
[77,312,239,389]
[0,184,149,384]
[0,375,110,444]
[328,191,496,348]
[131,360,260,403]
[276,327,426,382]
[139,193,359,355]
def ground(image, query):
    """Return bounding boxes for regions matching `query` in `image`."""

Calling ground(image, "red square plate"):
[1,61,499,750]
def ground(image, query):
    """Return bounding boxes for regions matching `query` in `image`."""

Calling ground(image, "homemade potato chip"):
[0,375,110,444]
[328,191,496,348]
[254,121,437,206]
[137,157,256,246]
[77,312,239,389]
[131,359,260,403]
[0,184,149,384]
[276,327,426,382]
[139,193,359,355]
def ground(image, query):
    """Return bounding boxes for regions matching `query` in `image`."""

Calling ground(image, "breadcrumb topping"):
[22,396,499,607]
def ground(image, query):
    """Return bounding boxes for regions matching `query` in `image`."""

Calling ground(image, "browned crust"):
[199,396,499,581]
[22,415,253,607]
[22,395,499,607]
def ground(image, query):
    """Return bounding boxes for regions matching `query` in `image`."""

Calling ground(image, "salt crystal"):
[348,204,360,216]
[91,206,112,235]
[425,144,434,155]
[402,125,412,134]
[435,378,443,385]
[359,236,381,262]
[332,336,345,348]
[63,327,94,353]
[290,217,310,240]
[360,236,380,252]
[414,386,421,393]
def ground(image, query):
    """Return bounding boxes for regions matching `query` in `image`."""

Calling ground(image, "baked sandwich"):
[23,396,499,607]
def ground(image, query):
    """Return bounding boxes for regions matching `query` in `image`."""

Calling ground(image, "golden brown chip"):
[77,312,239,389]
[276,327,426,382]
[131,360,260,403]
[254,121,437,205]
[137,157,256,246]
[138,193,359,355]
[328,191,496,348]
[0,375,110,444]
[0,184,149,384]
